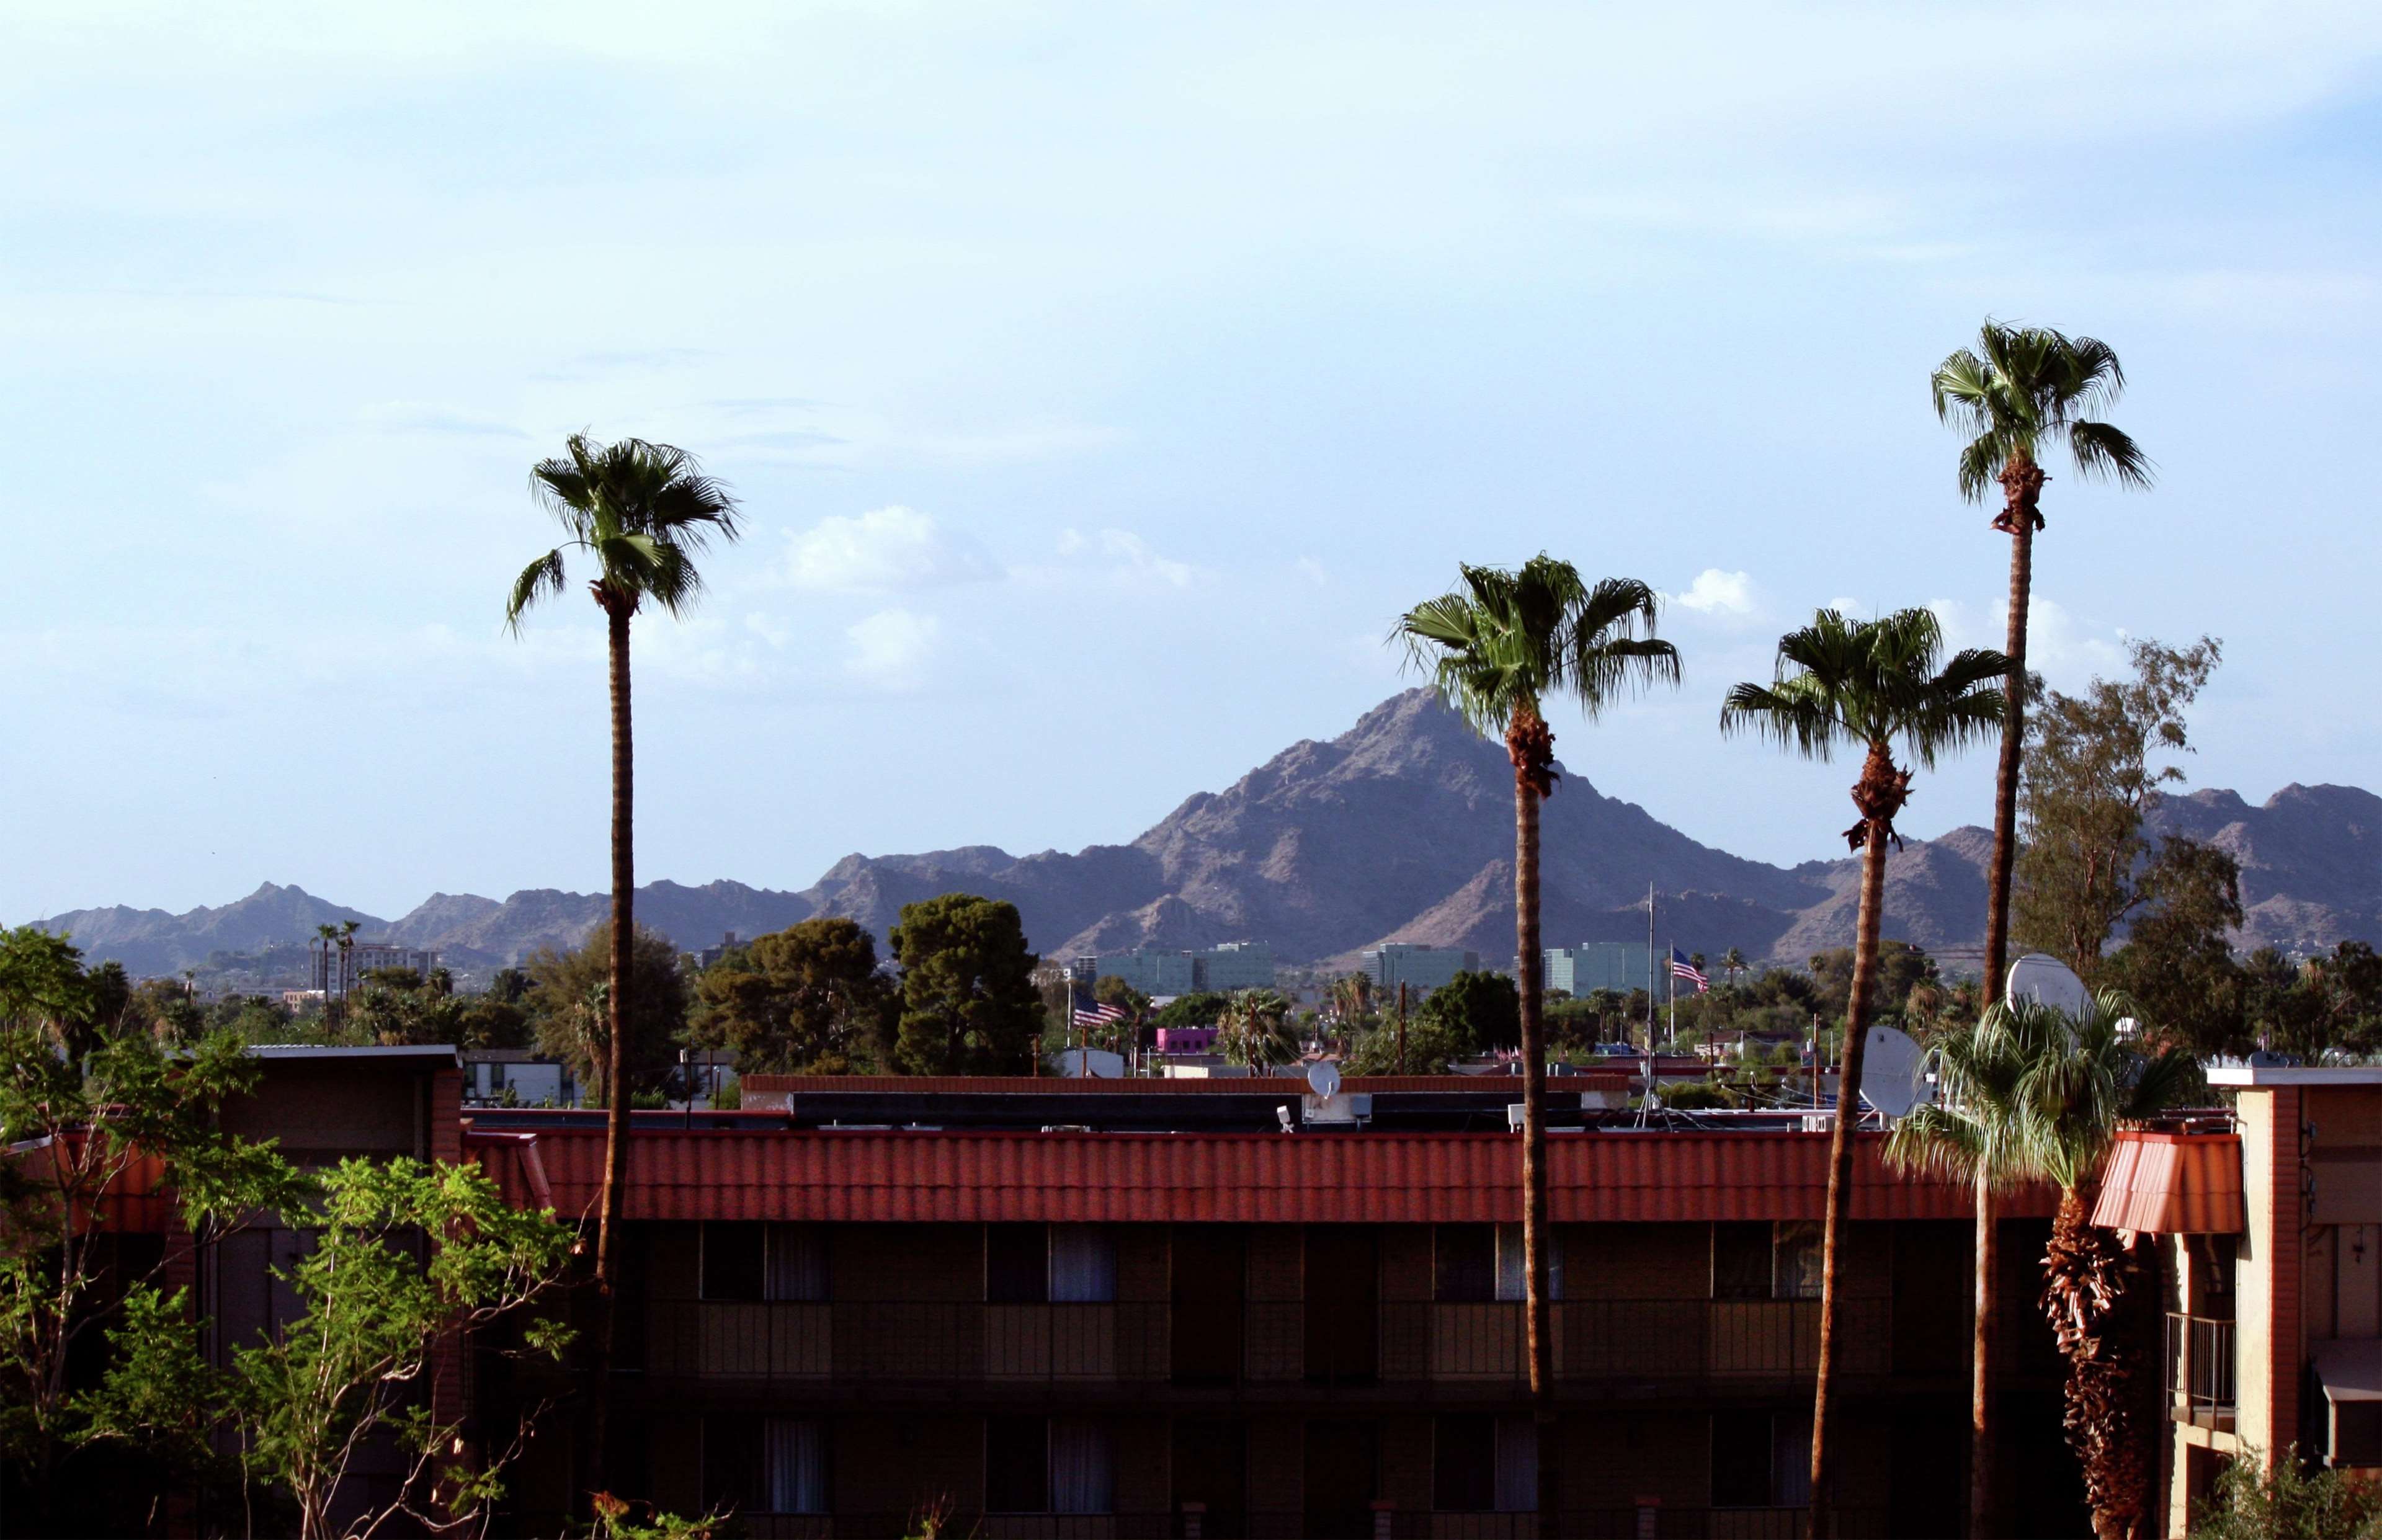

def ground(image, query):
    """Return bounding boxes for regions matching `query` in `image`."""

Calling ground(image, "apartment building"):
[1544,945,1656,999]
[462,1079,2085,1538]
[1363,943,1481,1000]
[1080,943,1279,997]
[308,940,441,994]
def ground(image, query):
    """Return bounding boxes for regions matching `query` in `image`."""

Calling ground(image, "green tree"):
[1721,607,2005,1534]
[689,917,896,1074]
[527,922,692,1100]
[2014,637,2222,984]
[0,1006,304,1531]
[1344,1016,1466,1075]
[2102,838,2247,1057]
[2188,1445,2382,1540]
[506,431,739,1495]
[1418,969,1520,1054]
[1152,991,1229,1030]
[1806,940,1940,1028]
[1398,554,1679,1533]
[888,895,1042,1074]
[1215,988,1297,1070]
[218,1156,576,1540]
[1933,322,2151,1054]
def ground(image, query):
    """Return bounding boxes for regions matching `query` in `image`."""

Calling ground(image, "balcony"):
[645,1297,1899,1387]
[741,1509,1886,1539]
[2166,1312,2236,1430]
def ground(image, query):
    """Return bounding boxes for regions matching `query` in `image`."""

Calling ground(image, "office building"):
[1543,942,1654,997]
[309,941,440,995]
[1363,943,1481,999]
[1079,942,1277,998]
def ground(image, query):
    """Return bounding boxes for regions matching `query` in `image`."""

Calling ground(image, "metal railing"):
[2166,1312,2236,1427]
[770,1509,1887,1539]
[641,1297,1902,1385]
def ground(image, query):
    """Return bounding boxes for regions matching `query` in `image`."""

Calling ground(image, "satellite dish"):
[1307,1061,1342,1099]
[1860,1026,1929,1119]
[2006,953,2089,1018]
[1054,1048,1125,1079]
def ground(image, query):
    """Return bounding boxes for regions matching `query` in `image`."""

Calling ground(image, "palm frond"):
[504,549,568,633]
[1397,556,1680,739]
[2065,420,2154,489]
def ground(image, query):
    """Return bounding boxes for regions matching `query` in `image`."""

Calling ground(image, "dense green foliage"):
[889,894,1043,1074]
[1152,991,1229,1030]
[525,921,692,1099]
[1417,969,1520,1053]
[2189,1448,2382,1540]
[689,917,895,1074]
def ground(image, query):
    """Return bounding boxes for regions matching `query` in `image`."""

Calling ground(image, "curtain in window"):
[1049,1225,1117,1302]
[1050,1419,1114,1515]
[762,1418,826,1513]
[1772,1222,1824,1301]
[1494,1224,1564,1302]
[1493,1417,1538,1513]
[1771,1411,1813,1508]
[765,1224,827,1302]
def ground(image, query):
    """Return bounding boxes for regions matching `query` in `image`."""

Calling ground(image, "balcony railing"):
[644,1297,1901,1386]
[2166,1312,2236,1428]
[743,1508,1887,1539]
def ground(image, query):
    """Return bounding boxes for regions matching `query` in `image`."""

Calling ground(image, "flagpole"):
[1667,938,1676,1049]
[1646,881,1656,1050]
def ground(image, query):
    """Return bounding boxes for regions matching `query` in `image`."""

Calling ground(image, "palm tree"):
[1398,556,1679,1534]
[1216,988,1296,1071]
[1720,946,1747,988]
[1885,997,2058,1539]
[506,432,739,1500]
[1721,608,2005,1535]
[336,919,360,1000]
[1932,323,2150,1016]
[2022,990,2195,1540]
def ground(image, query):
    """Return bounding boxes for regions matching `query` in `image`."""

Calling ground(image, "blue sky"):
[6,1,2380,924]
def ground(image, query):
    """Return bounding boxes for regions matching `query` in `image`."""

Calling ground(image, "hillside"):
[30,691,2378,973]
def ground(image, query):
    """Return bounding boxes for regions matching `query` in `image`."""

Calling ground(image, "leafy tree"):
[689,917,896,1074]
[1932,322,2151,1053]
[1721,606,2004,1531]
[1091,974,1150,1015]
[2188,1446,2382,1540]
[1806,940,1940,1027]
[1342,1016,1467,1075]
[223,1157,578,1540]
[506,430,740,1498]
[1151,991,1229,1030]
[1398,553,1679,1533]
[2102,838,2247,1057]
[888,895,1043,1074]
[2013,637,2222,984]
[527,922,692,1101]
[1418,969,1520,1053]
[0,1008,304,1531]
[1215,988,1297,1071]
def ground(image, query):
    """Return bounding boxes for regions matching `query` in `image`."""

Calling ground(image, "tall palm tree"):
[336,919,361,1000]
[506,432,739,1500]
[1932,322,2150,1012]
[1398,556,1679,1535]
[2021,990,2195,1540]
[1721,608,2005,1535]
[1216,988,1296,1071]
[1885,998,2058,1539]
[1720,946,1747,987]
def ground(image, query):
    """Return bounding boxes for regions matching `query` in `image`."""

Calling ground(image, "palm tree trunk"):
[1981,501,2035,1005]
[1511,722,1558,1539]
[586,599,636,1504]
[2043,1185,2155,1540]
[1971,1173,1996,1539]
[1809,783,1891,1538]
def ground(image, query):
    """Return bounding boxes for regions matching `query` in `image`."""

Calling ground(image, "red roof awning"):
[2092,1132,2242,1234]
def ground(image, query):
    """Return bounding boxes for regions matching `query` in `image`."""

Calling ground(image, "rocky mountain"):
[29,692,2379,975]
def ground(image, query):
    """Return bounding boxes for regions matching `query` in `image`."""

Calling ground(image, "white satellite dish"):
[2006,953,2089,1018]
[1307,1060,1342,1100]
[1860,1026,1929,1119]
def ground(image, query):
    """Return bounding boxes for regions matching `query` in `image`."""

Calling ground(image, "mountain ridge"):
[29,692,2378,974]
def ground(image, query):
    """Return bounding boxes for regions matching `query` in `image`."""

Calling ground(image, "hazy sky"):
[7,1,2380,924]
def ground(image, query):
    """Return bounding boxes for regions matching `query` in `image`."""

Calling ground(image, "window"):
[1050,1226,1117,1302]
[1433,1415,1494,1512]
[1051,1419,1114,1515]
[762,1418,828,1513]
[986,1417,1050,1513]
[701,1223,764,1302]
[1492,1417,1538,1514]
[988,1224,1048,1303]
[765,1225,828,1302]
[1435,1226,1496,1302]
[1711,1410,1811,1508]
[1493,1224,1563,1302]
[1712,1222,1822,1301]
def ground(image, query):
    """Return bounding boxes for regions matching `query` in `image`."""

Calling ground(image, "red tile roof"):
[2090,1131,2243,1234]
[469,1125,2050,1225]
[739,1074,1555,1096]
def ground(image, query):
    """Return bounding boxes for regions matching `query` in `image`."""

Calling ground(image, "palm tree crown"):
[1396,556,1679,781]
[507,434,741,627]
[1721,608,2007,846]
[1932,322,2152,528]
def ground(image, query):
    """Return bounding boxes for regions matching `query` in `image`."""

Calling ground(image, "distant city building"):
[695,932,749,969]
[1363,943,1480,999]
[311,942,440,995]
[1543,942,1654,997]
[1077,941,1277,997]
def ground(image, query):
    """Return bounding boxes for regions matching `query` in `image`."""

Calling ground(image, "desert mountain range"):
[31,690,2381,977]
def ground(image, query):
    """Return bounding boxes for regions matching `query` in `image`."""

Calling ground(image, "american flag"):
[1669,947,1708,994]
[1073,1000,1127,1028]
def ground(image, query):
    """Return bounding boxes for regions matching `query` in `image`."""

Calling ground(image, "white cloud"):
[1053,527,1197,589]
[1296,556,1330,586]
[1672,568,1758,619]
[844,608,940,690]
[1929,594,2126,687]
[782,505,998,594]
